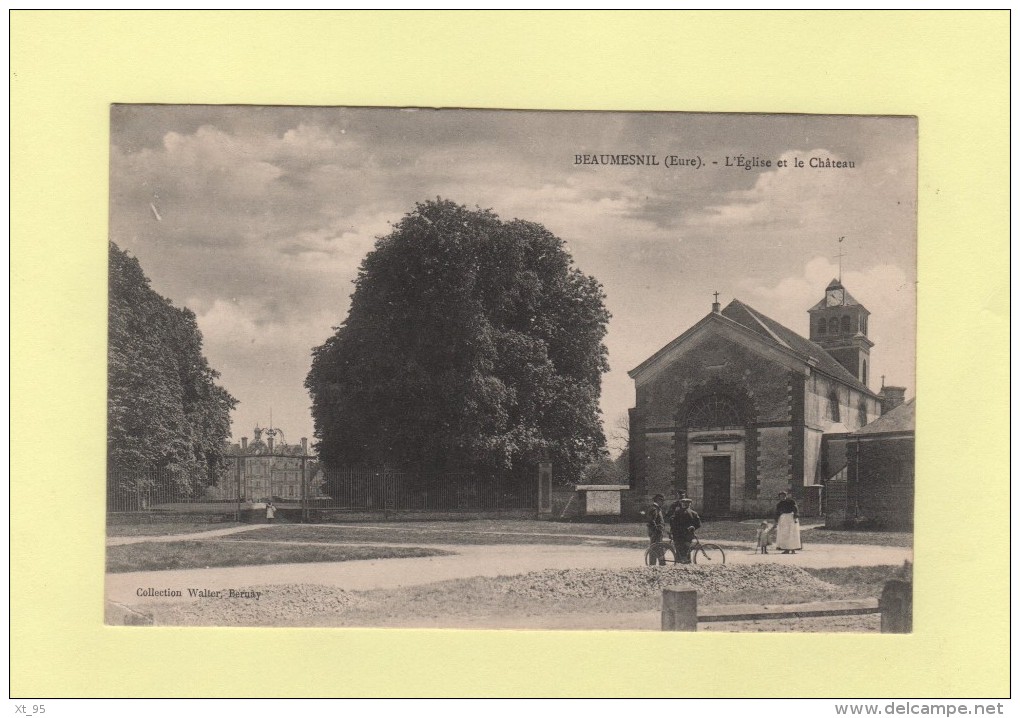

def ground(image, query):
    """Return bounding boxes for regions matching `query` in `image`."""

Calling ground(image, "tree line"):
[108,242,236,496]
[108,199,617,502]
[306,199,612,487]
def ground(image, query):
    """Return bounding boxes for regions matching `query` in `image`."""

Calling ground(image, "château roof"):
[224,435,308,456]
[720,299,874,394]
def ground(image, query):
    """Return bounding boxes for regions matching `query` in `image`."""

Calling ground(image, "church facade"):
[627,280,886,517]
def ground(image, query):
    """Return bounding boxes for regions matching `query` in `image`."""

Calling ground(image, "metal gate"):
[316,467,537,512]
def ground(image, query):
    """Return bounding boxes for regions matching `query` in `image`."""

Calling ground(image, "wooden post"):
[880,579,912,633]
[661,587,698,631]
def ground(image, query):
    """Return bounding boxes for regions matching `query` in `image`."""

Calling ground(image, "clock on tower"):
[808,279,874,386]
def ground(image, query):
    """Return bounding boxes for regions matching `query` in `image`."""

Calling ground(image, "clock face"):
[826,288,843,306]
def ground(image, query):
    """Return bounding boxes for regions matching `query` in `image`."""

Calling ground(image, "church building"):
[627,279,891,517]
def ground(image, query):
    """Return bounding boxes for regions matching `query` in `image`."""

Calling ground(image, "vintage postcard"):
[104,107,916,632]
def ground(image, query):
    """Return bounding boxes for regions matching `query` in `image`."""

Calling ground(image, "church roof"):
[808,279,865,311]
[720,299,874,394]
[854,398,915,435]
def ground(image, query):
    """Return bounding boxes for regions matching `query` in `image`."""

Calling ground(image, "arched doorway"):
[682,393,745,516]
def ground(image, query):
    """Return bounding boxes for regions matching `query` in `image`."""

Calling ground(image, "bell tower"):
[808,279,874,386]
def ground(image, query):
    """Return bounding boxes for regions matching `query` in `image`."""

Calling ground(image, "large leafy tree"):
[108,242,237,495]
[306,199,610,485]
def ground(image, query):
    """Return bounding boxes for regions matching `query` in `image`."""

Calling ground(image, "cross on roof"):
[713,291,720,303]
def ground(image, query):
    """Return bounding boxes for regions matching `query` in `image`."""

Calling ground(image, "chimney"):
[241,436,248,452]
[301,437,308,454]
[878,386,906,415]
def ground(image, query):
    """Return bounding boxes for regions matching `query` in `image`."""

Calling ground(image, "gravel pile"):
[152,584,361,626]
[148,564,839,626]
[497,564,836,602]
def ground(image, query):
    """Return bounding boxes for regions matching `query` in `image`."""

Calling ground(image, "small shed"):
[823,399,915,529]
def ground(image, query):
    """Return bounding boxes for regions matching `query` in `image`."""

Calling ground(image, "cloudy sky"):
[109,107,917,452]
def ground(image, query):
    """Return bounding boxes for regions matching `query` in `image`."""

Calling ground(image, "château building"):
[206,426,323,503]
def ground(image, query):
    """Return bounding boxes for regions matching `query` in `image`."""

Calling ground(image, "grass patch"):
[803,564,911,598]
[106,522,242,537]
[228,520,910,548]
[227,524,642,548]
[800,529,913,548]
[106,540,452,573]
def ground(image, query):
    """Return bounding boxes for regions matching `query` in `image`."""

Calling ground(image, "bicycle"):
[644,529,726,566]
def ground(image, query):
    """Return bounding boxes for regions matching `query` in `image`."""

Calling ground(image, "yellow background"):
[11,11,1009,697]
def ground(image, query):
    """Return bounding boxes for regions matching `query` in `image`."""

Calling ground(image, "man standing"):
[670,497,701,563]
[645,494,667,566]
[665,489,687,525]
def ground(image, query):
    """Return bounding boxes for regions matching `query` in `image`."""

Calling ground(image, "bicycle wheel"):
[692,543,726,565]
[644,542,677,566]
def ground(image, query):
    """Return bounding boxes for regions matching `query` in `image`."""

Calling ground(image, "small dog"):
[755,521,772,554]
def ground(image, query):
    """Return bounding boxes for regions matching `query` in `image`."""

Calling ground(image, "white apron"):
[776,513,801,550]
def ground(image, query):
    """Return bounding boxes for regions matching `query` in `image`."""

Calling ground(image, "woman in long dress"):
[774,491,801,554]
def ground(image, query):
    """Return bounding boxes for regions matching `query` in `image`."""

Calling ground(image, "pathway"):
[106,524,269,546]
[106,540,912,607]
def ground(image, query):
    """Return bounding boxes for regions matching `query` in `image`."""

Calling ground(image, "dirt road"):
[106,540,911,607]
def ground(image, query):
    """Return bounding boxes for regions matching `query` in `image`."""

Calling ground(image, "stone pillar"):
[537,461,553,514]
[880,579,912,633]
[661,586,698,631]
[300,456,307,523]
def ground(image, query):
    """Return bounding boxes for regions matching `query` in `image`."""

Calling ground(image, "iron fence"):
[107,462,538,514]
[317,467,536,512]
[106,465,236,513]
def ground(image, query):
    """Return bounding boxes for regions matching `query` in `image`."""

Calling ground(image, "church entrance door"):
[702,456,731,515]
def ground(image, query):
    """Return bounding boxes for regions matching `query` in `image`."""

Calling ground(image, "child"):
[755,521,771,554]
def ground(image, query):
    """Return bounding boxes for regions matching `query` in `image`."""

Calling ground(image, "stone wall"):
[806,373,881,431]
[804,427,824,485]
[642,433,676,499]
[754,426,793,511]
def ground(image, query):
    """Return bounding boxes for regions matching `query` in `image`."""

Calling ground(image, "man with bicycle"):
[669,497,701,564]
[645,494,667,566]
